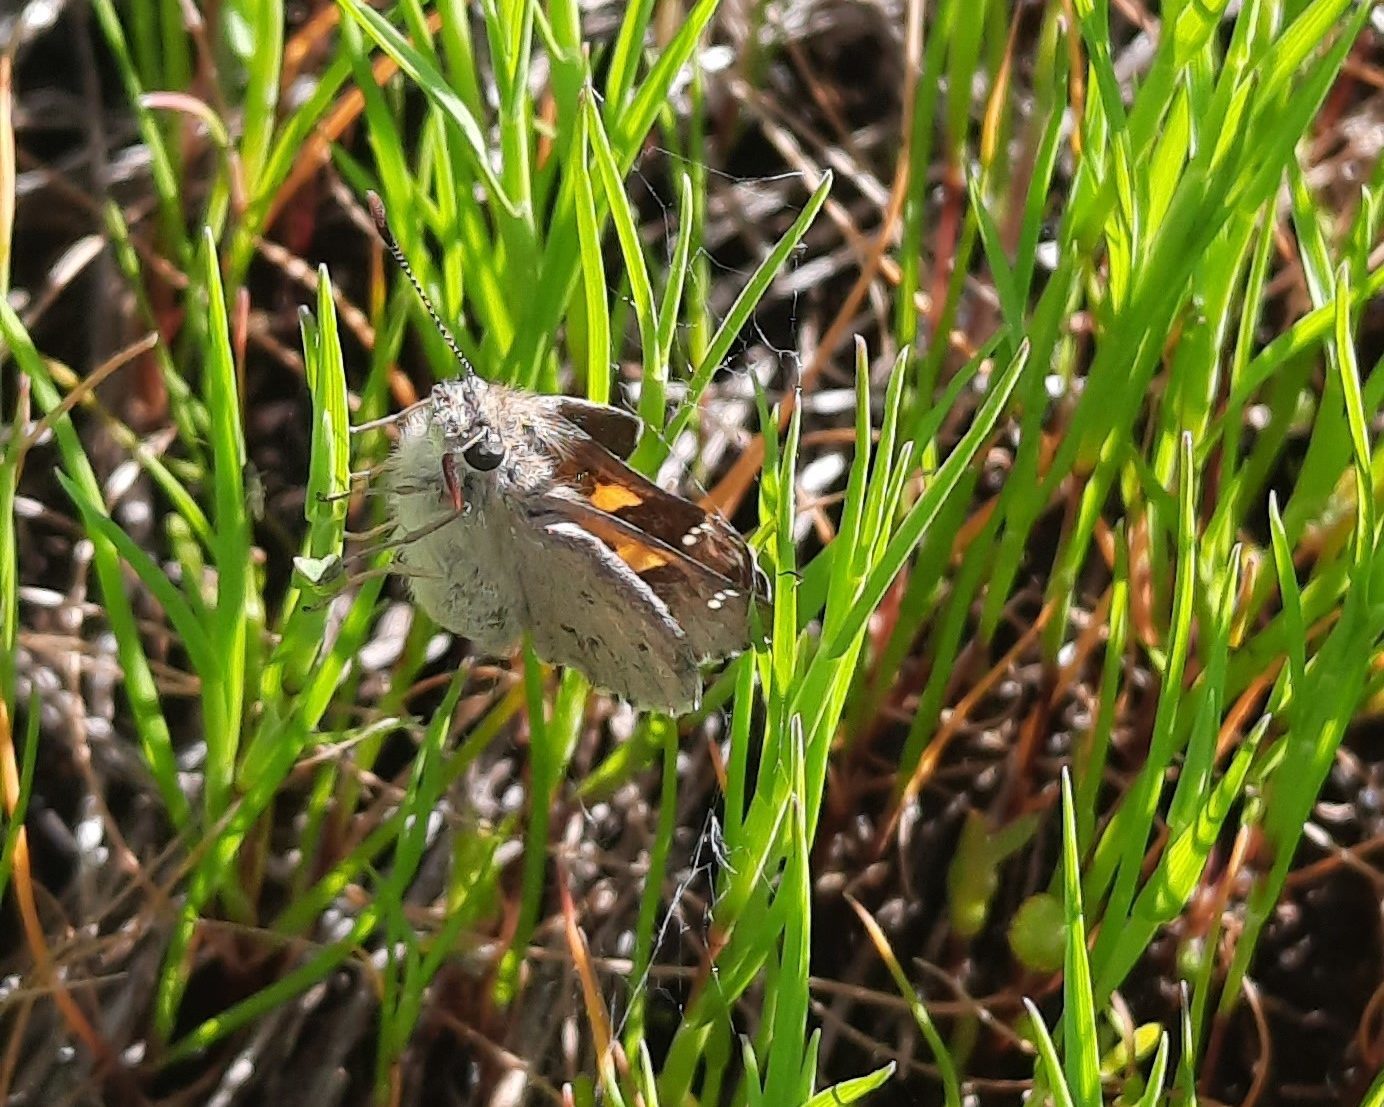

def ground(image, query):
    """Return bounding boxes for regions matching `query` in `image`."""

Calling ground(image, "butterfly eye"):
[464,435,504,472]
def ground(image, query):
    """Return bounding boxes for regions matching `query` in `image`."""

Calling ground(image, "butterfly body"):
[382,376,767,713]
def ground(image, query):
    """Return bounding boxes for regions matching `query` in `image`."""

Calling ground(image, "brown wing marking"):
[549,436,761,595]
[545,396,641,459]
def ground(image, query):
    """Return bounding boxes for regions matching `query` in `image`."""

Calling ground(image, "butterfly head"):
[430,378,506,477]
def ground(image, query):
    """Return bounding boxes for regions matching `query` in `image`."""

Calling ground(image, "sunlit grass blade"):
[583,93,658,400]
[804,1063,896,1106]
[199,227,252,822]
[846,895,960,1107]
[508,0,724,387]
[648,172,696,431]
[89,0,190,260]
[1058,769,1100,1105]
[1023,998,1078,1107]
[1332,265,1374,566]
[1130,1028,1171,1107]
[1094,716,1264,998]
[761,722,810,1100]
[801,339,1028,685]
[644,171,833,469]
[1,305,189,827]
[338,0,521,226]
[573,100,611,402]
[1087,434,1198,926]
[1267,494,1306,695]
[602,0,655,115]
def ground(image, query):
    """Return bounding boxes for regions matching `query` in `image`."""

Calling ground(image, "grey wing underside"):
[510,513,703,714]
[549,496,756,663]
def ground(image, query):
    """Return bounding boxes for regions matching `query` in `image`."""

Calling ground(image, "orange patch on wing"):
[576,507,670,573]
[614,540,670,573]
[590,480,643,512]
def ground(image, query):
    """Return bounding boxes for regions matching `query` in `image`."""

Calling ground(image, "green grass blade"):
[573,100,612,401]
[1058,770,1101,1106]
[583,94,659,399]
[2,306,189,827]
[198,227,251,820]
[801,339,1027,684]
[651,172,833,469]
[1022,998,1077,1107]
[337,0,522,225]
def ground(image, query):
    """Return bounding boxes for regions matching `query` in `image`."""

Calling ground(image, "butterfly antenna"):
[366,190,476,379]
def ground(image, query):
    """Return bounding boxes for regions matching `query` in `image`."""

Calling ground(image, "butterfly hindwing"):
[510,503,702,713]
[540,486,761,662]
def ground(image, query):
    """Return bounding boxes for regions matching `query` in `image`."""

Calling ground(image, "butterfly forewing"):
[543,396,642,459]
[539,434,768,661]
[550,436,763,591]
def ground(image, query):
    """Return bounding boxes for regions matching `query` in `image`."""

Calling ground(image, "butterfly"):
[363,192,769,713]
